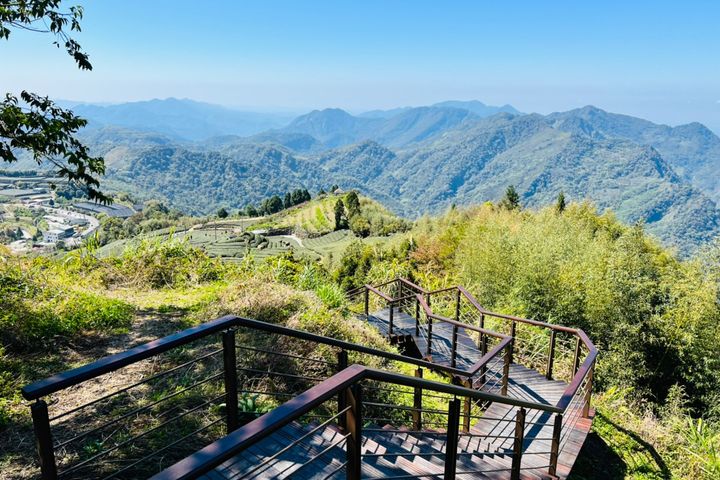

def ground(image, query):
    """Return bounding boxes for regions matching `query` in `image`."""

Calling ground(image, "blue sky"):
[3,0,719,130]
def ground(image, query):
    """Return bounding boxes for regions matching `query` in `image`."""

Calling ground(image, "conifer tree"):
[556,191,566,213]
[499,185,521,210]
[334,199,347,230]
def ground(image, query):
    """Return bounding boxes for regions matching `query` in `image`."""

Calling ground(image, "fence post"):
[337,349,349,430]
[444,399,461,480]
[546,330,557,380]
[364,288,369,317]
[222,329,239,433]
[412,368,423,430]
[450,324,459,368]
[511,407,526,480]
[502,341,512,396]
[31,400,57,480]
[583,363,594,418]
[549,413,562,476]
[346,384,362,480]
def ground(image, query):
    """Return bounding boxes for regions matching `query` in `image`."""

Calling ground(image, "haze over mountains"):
[10,98,720,253]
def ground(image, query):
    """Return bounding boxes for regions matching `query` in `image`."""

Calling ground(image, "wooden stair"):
[202,306,593,479]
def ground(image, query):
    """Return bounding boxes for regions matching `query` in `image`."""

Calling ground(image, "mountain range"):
[8,98,720,254]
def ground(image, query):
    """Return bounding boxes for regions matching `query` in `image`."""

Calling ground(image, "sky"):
[2,0,719,131]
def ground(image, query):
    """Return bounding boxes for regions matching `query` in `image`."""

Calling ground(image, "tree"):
[1,2,108,202]
[334,199,347,230]
[217,207,228,219]
[267,195,283,214]
[283,192,292,209]
[290,189,303,205]
[499,185,521,210]
[330,184,339,193]
[318,188,326,196]
[245,205,258,217]
[556,191,566,213]
[302,188,311,202]
[349,215,371,238]
[345,191,361,218]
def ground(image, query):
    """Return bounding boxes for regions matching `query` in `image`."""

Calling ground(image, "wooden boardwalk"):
[204,308,593,479]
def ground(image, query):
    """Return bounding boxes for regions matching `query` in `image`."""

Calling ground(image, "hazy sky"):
[3,0,719,131]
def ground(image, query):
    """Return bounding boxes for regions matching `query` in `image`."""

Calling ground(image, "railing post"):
[462,394,471,432]
[479,313,487,356]
[337,349,348,430]
[388,301,394,336]
[509,320,517,364]
[364,288,369,317]
[222,329,239,433]
[415,296,420,336]
[444,399,461,480]
[546,330,557,380]
[450,324,459,368]
[583,363,594,418]
[549,413,562,476]
[511,407,526,480]
[31,400,57,480]
[346,384,362,480]
[573,336,582,378]
[412,368,423,430]
[502,341,512,396]
[426,315,433,358]
[454,288,461,323]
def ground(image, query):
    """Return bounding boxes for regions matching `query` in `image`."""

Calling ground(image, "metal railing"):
[22,277,597,479]
[345,278,598,477]
[149,364,563,480]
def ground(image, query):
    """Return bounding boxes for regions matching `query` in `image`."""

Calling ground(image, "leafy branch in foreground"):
[0,0,91,70]
[1,1,108,201]
[0,91,109,202]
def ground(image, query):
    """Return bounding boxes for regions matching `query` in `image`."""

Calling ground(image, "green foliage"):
[0,253,133,349]
[410,202,720,415]
[106,236,228,289]
[1,2,108,201]
[216,207,228,218]
[98,200,191,245]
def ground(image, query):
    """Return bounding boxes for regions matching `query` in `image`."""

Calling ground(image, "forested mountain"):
[275,106,479,149]
[7,99,719,253]
[548,106,720,203]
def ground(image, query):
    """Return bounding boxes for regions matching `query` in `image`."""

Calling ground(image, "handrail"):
[374,280,597,419]
[457,286,577,334]
[150,363,561,480]
[417,294,507,339]
[364,284,393,302]
[416,293,512,378]
[454,286,598,412]
[23,315,483,401]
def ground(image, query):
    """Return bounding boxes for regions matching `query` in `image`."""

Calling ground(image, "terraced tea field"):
[97,222,393,263]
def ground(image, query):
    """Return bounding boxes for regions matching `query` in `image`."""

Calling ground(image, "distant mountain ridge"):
[67,98,297,141]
